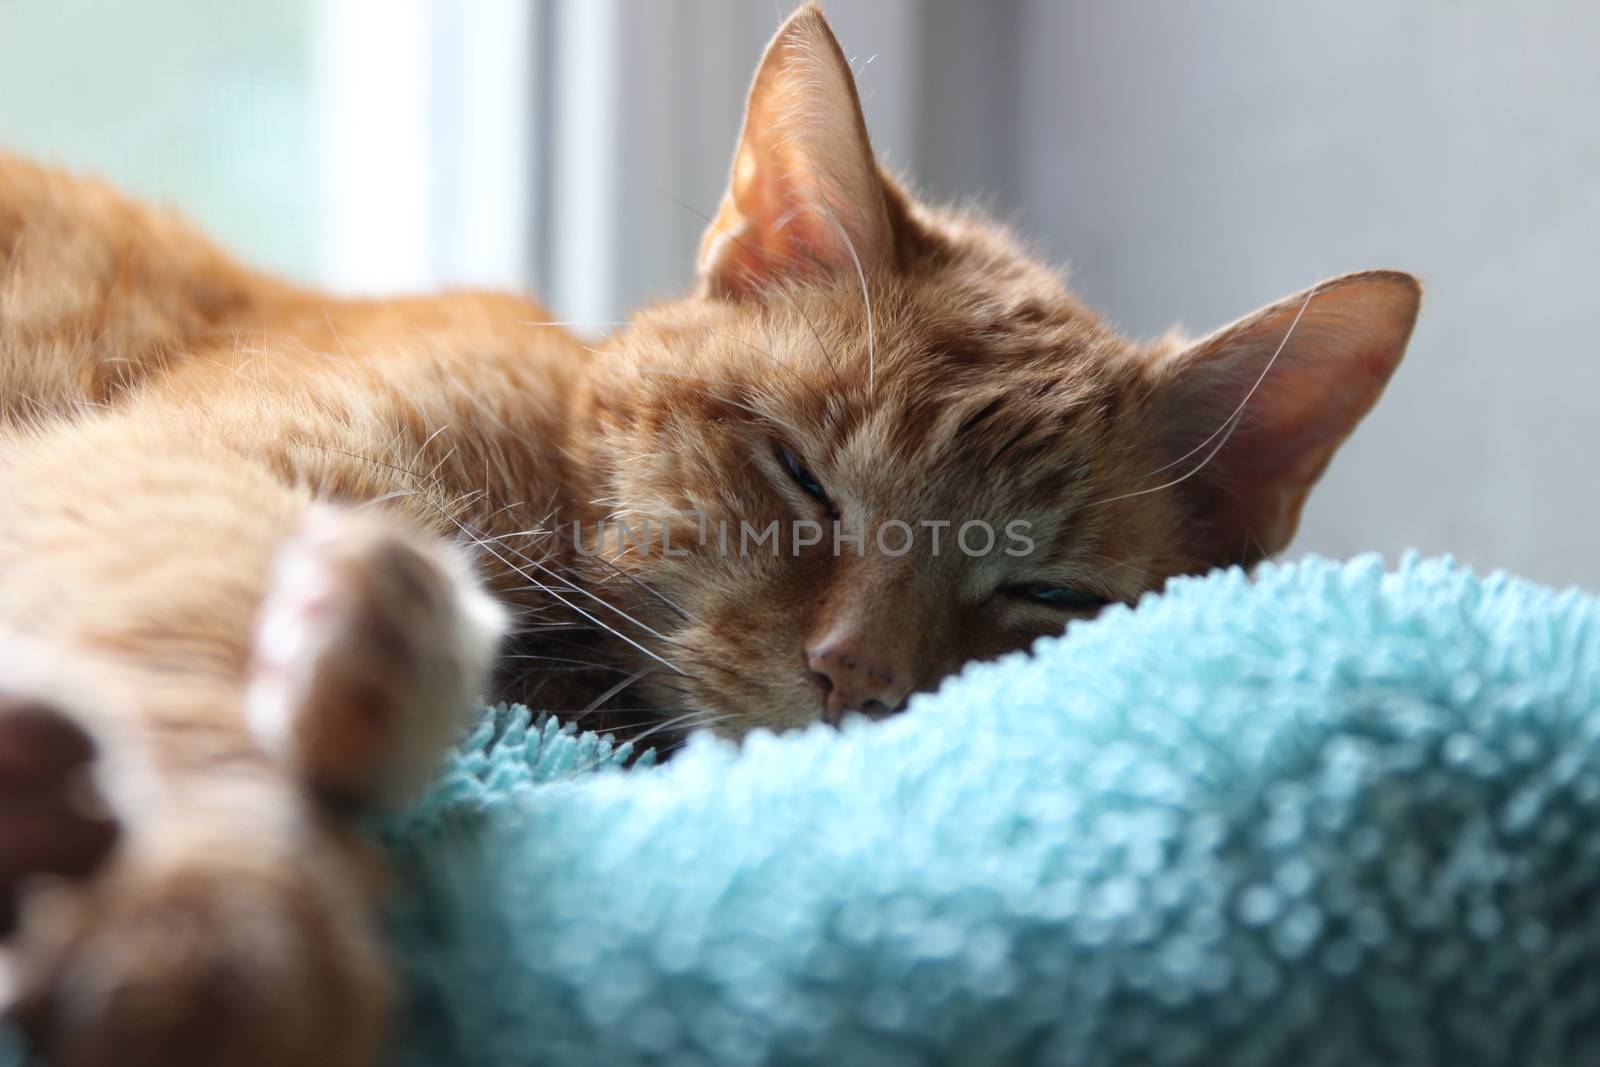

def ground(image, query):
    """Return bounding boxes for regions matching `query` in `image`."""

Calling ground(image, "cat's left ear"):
[697,4,896,298]
[1148,270,1421,566]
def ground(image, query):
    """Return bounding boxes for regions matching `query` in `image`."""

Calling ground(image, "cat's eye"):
[776,444,835,513]
[1003,584,1111,611]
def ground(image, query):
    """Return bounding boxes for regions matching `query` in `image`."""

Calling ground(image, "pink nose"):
[806,637,912,724]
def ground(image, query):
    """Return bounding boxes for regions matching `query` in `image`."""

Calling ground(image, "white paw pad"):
[246,506,506,806]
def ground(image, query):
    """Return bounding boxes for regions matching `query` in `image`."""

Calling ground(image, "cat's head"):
[583,4,1419,736]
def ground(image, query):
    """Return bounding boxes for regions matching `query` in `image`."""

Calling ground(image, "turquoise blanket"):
[7,556,1600,1065]
[380,555,1600,1066]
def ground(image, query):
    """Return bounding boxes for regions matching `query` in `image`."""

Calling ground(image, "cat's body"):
[1,152,603,716]
[0,7,1419,1064]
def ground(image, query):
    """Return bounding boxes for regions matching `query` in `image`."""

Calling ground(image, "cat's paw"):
[246,505,507,808]
[5,806,389,1067]
[0,697,118,940]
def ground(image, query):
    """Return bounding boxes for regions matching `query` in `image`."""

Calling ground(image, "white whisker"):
[1090,283,1320,508]
[440,512,687,678]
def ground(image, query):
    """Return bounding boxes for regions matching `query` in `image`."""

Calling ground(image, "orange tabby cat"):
[0,6,1419,1064]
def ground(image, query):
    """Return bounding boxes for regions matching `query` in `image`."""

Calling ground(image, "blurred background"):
[2,1,1595,588]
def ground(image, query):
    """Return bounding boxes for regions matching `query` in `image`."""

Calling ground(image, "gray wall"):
[604,2,1597,590]
[1006,2,1600,592]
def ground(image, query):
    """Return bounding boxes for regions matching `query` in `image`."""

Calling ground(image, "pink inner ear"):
[703,143,846,292]
[696,6,894,297]
[1156,272,1420,562]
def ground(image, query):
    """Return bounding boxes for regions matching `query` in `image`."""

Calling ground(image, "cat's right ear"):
[696,4,896,299]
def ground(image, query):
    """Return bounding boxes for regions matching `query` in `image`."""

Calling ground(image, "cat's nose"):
[806,636,912,724]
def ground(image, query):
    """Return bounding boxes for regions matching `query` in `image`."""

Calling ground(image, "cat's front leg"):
[2,757,392,1067]
[2,504,507,1065]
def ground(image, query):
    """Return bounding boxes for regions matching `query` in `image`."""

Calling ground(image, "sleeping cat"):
[0,5,1418,1064]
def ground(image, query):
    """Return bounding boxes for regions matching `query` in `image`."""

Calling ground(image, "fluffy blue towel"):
[377,554,1600,1066]
[6,556,1599,1066]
